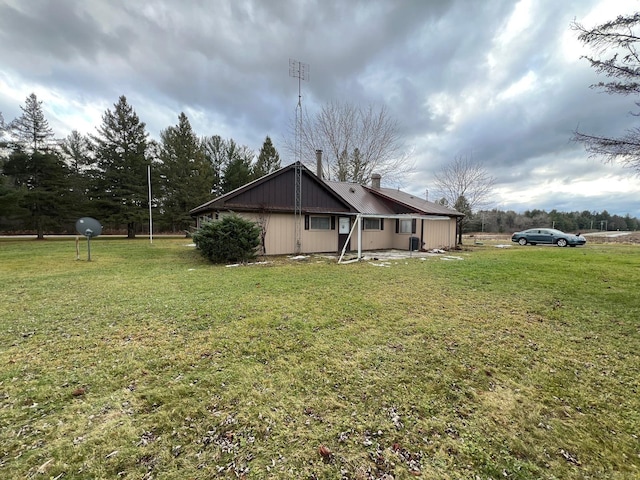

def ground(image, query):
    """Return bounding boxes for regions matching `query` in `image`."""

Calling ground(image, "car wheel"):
[518,238,527,246]
[556,238,568,247]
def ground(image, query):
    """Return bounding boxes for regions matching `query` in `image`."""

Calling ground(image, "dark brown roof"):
[365,186,464,217]
[323,181,396,215]
[190,162,463,218]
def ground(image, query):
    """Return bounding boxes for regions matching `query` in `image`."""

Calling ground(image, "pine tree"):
[1,96,72,237]
[9,93,54,153]
[91,96,149,238]
[158,113,213,232]
[61,130,95,218]
[572,14,640,171]
[202,135,227,197]
[222,141,254,193]
[253,135,281,179]
[3,149,72,238]
[61,130,93,174]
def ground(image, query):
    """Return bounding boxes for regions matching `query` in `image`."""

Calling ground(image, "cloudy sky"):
[1,0,639,217]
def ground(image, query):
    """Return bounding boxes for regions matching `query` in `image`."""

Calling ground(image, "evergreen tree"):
[9,93,54,153]
[3,148,72,238]
[202,135,227,197]
[350,147,365,184]
[253,135,281,179]
[222,156,253,193]
[572,14,640,172]
[61,130,93,174]
[91,96,149,238]
[1,96,72,237]
[61,130,95,219]
[222,140,254,193]
[0,112,8,148]
[158,113,213,232]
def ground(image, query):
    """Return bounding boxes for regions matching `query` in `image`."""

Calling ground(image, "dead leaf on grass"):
[559,449,581,465]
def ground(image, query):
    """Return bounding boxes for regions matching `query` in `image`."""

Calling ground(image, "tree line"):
[0,94,281,238]
[465,208,639,235]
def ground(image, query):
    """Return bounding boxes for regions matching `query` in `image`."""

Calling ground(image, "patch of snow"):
[441,256,464,261]
[370,262,391,267]
[226,264,240,268]
[289,255,309,260]
[185,243,196,247]
[495,244,512,248]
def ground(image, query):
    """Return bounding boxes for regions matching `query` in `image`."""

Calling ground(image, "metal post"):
[289,59,309,254]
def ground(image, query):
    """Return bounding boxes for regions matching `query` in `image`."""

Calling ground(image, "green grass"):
[0,238,638,479]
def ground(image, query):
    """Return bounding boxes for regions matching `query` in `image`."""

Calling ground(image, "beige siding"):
[421,218,457,249]
[390,218,456,250]
[197,212,458,255]
[239,212,297,255]
[301,228,338,253]
[360,228,394,250]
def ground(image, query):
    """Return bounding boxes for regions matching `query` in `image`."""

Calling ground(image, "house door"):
[338,217,351,252]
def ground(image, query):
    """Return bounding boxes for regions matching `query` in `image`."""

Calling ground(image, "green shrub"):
[192,214,261,263]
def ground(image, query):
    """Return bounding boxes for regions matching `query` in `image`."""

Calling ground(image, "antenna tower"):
[289,58,309,253]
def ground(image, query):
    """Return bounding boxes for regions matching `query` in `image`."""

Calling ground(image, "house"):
[189,161,463,259]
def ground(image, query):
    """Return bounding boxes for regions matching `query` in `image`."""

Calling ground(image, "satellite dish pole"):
[75,217,103,261]
[289,58,309,254]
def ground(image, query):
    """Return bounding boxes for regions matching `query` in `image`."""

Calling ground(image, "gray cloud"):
[1,0,639,217]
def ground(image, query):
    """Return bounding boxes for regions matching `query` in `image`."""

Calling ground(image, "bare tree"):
[287,100,413,185]
[571,13,640,172]
[431,155,495,244]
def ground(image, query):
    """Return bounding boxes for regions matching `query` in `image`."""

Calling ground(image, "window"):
[309,216,331,230]
[399,219,413,233]
[363,218,381,230]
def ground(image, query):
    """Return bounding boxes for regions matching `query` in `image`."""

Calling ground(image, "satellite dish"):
[76,217,102,238]
[75,217,102,261]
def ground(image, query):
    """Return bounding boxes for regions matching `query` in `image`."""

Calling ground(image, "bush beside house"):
[192,214,261,263]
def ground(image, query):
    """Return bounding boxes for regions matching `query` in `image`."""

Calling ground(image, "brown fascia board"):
[363,186,464,217]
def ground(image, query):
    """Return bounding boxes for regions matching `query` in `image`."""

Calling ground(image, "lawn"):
[0,238,638,479]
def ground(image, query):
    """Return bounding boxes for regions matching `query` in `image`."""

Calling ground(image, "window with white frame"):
[310,216,331,230]
[399,219,413,233]
[363,218,381,230]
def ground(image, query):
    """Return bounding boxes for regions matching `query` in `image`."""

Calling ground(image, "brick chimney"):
[315,149,323,178]
[371,173,381,189]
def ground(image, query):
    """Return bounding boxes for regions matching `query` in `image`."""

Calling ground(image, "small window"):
[363,218,381,230]
[399,219,413,233]
[310,216,331,230]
